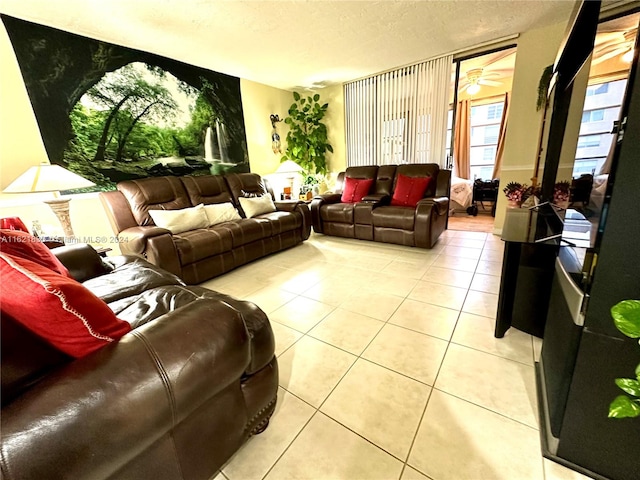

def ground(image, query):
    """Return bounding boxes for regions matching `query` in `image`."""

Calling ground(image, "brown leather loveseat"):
[100,172,311,284]
[311,164,451,248]
[1,243,277,480]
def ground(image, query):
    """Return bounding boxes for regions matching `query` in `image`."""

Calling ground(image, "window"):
[445,109,453,164]
[577,134,601,149]
[586,83,609,96]
[574,79,627,176]
[581,109,605,123]
[381,118,405,164]
[469,101,504,180]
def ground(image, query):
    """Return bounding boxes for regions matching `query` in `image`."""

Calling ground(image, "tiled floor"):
[201,230,590,480]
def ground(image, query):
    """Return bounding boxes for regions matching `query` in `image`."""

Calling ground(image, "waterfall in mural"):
[204,126,221,162]
[204,120,230,163]
[216,120,229,164]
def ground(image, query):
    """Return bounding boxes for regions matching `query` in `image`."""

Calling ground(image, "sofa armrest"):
[0,300,251,480]
[52,243,112,282]
[418,196,449,216]
[313,193,342,204]
[274,200,304,212]
[274,201,312,240]
[118,226,171,255]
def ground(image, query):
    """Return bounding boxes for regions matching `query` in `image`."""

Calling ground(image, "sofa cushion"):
[1,229,70,277]
[0,253,131,358]
[181,175,233,206]
[255,211,300,235]
[224,173,269,217]
[239,195,277,218]
[321,203,355,224]
[372,206,416,230]
[203,202,242,225]
[341,177,374,203]
[391,174,432,207]
[83,256,185,304]
[148,204,210,234]
[214,219,273,248]
[172,228,234,265]
[118,176,191,226]
[395,164,439,197]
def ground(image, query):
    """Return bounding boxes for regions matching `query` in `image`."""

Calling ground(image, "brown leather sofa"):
[1,244,278,480]
[311,164,451,248]
[100,172,311,284]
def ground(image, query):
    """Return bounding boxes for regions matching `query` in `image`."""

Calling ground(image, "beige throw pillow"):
[238,195,276,218]
[148,204,209,234]
[203,202,241,225]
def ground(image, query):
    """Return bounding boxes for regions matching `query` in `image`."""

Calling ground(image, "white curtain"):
[345,54,452,167]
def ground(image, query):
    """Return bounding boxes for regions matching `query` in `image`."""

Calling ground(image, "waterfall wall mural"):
[2,15,250,191]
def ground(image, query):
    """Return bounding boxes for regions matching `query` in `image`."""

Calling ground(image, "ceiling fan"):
[592,28,637,65]
[458,68,503,95]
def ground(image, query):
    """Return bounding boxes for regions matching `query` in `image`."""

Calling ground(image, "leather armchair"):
[1,244,278,480]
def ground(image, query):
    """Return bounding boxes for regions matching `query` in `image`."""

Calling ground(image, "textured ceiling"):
[0,0,584,90]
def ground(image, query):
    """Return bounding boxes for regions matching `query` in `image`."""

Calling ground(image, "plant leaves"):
[608,395,640,418]
[313,94,320,102]
[293,91,300,101]
[615,378,640,397]
[611,300,640,338]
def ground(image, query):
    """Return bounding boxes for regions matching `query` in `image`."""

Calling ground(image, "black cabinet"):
[536,27,640,479]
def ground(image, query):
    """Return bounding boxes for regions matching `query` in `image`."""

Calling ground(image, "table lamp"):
[3,163,95,238]
[275,160,304,199]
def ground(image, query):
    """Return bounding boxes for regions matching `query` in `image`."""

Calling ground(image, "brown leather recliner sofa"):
[311,164,451,248]
[1,243,278,480]
[100,172,311,284]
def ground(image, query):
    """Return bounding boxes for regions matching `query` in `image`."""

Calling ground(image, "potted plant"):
[281,92,333,176]
[608,300,640,419]
[503,182,527,208]
[553,180,571,208]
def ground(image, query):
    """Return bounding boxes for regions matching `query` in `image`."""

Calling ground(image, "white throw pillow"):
[148,204,209,234]
[203,202,241,226]
[238,195,277,218]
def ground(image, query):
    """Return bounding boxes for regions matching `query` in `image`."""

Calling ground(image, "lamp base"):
[44,198,75,239]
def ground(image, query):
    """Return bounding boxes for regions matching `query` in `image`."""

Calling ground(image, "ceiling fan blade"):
[479,79,503,87]
[593,48,626,65]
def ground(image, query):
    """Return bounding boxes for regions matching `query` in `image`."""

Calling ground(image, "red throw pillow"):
[0,229,70,277]
[391,174,432,207]
[341,177,374,203]
[0,253,131,358]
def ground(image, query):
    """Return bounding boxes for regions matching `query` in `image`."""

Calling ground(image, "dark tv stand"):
[495,207,561,338]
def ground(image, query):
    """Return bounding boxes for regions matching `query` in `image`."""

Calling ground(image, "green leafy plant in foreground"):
[608,300,640,419]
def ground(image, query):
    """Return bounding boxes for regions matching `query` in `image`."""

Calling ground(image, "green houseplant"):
[281,92,333,176]
[608,299,640,419]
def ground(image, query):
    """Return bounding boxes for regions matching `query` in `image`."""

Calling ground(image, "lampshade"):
[275,160,304,175]
[3,163,95,193]
[3,163,95,240]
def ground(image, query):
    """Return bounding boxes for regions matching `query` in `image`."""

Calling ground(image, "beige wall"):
[240,79,292,177]
[493,21,568,233]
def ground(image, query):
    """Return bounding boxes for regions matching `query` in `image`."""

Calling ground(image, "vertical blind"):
[344,54,453,167]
